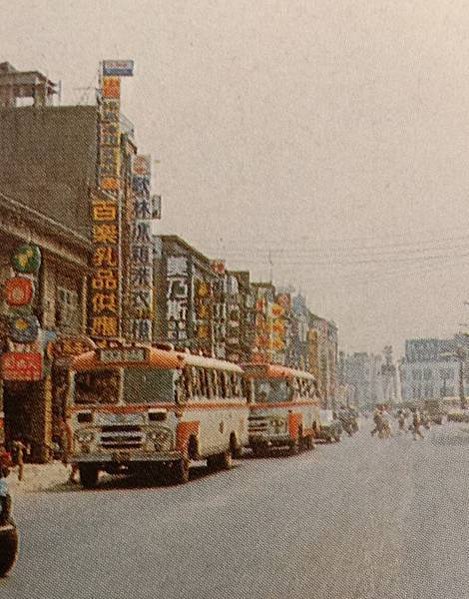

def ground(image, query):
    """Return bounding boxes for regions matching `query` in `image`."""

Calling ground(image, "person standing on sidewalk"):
[12,439,28,482]
[60,420,78,483]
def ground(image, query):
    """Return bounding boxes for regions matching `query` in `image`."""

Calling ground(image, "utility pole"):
[456,347,467,410]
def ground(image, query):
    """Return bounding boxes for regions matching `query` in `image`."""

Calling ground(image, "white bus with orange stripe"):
[68,344,249,488]
[242,363,320,456]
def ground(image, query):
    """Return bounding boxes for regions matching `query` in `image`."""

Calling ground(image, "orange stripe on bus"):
[176,421,200,453]
[250,401,319,410]
[70,402,248,413]
[288,413,303,440]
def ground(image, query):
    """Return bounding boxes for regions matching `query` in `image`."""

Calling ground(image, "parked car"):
[318,410,342,443]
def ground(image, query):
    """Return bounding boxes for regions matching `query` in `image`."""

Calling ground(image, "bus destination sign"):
[99,347,148,364]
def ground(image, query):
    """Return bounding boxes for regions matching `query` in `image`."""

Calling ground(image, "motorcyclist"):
[371,407,384,437]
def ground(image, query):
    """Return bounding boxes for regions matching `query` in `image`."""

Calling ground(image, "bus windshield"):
[254,379,289,403]
[74,369,121,405]
[123,368,175,404]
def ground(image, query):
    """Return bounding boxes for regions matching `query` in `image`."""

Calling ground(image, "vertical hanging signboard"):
[129,155,154,342]
[89,60,133,345]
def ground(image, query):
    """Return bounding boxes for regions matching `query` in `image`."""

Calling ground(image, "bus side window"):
[218,371,227,398]
[232,373,241,398]
[183,367,193,399]
[242,378,253,403]
[210,370,218,398]
[201,369,209,399]
[191,367,200,397]
[223,372,232,398]
[175,372,186,404]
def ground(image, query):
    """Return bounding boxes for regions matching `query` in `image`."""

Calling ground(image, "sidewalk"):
[7,461,73,495]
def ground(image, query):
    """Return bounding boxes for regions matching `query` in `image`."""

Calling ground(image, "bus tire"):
[289,430,302,456]
[79,465,99,489]
[188,436,199,461]
[171,458,189,485]
[218,450,232,470]
[229,433,241,459]
[252,446,268,458]
[0,524,18,578]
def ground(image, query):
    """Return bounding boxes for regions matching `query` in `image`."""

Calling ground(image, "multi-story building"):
[0,63,95,460]
[224,270,255,364]
[153,235,223,356]
[399,336,469,402]
[0,61,148,459]
[308,314,338,409]
[341,352,384,409]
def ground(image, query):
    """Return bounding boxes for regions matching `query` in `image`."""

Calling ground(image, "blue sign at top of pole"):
[102,60,134,77]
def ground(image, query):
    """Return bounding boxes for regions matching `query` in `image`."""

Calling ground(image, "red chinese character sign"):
[1,352,43,381]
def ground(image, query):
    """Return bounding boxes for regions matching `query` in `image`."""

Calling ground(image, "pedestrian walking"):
[411,409,424,440]
[371,407,385,437]
[397,410,407,434]
[381,410,393,438]
[60,420,78,483]
[12,439,28,482]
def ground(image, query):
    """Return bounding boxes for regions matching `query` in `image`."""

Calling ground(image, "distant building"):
[308,314,338,409]
[153,235,224,357]
[342,352,384,408]
[225,270,255,364]
[399,336,469,402]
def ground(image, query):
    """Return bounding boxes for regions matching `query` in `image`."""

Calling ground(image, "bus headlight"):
[269,417,287,433]
[75,431,95,444]
[147,429,172,450]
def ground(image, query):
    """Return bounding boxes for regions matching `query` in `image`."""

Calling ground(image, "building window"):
[56,287,80,332]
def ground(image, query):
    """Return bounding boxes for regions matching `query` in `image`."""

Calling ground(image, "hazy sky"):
[3,0,469,356]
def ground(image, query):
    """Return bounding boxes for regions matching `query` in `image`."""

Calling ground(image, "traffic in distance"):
[66,342,353,488]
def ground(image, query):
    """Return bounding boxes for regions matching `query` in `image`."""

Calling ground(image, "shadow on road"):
[43,463,241,495]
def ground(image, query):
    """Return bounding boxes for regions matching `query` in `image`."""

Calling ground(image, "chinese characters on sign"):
[166,256,189,344]
[90,193,120,340]
[89,60,134,343]
[195,277,213,354]
[129,155,154,342]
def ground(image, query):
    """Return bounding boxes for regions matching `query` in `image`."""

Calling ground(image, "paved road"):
[2,421,469,599]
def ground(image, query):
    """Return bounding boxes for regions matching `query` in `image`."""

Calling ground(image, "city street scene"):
[2,2,469,598]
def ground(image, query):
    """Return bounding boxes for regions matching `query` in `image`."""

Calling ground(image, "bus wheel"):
[0,524,19,578]
[218,450,232,470]
[207,451,232,471]
[252,446,267,458]
[79,465,99,489]
[171,458,189,485]
[229,434,241,459]
[289,432,301,456]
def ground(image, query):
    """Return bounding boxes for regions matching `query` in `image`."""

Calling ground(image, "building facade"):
[399,336,469,402]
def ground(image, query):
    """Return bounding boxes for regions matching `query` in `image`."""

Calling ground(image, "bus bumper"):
[72,451,183,465]
[249,433,292,448]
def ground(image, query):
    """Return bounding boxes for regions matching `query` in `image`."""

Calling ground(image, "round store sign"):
[8,313,40,344]
[11,244,42,274]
